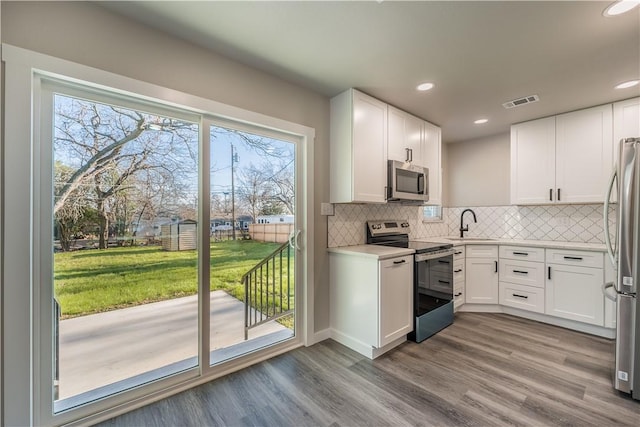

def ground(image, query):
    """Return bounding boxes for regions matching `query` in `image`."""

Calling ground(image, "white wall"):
[0,1,331,330]
[445,132,510,207]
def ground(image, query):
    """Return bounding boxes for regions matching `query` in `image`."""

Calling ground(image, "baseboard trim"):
[312,328,332,345]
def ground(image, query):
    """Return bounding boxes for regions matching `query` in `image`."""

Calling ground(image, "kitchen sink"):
[446,237,495,241]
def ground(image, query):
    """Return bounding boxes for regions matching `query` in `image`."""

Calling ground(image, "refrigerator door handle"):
[603,167,617,268]
[602,281,618,302]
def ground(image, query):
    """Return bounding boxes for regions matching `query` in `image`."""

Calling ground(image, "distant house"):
[161,219,197,251]
[256,215,294,224]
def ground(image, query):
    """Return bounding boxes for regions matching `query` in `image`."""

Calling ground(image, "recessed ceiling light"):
[416,82,434,91]
[474,119,488,124]
[603,0,640,17]
[615,79,640,89]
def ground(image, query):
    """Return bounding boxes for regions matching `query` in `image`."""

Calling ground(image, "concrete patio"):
[58,291,292,400]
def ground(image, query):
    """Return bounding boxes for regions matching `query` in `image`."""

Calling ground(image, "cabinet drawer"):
[499,259,545,288]
[545,249,603,269]
[453,260,465,283]
[499,245,545,262]
[499,282,545,313]
[453,246,465,260]
[466,245,498,258]
[454,287,465,310]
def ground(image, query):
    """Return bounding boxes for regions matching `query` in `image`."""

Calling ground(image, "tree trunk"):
[57,222,72,252]
[97,198,109,249]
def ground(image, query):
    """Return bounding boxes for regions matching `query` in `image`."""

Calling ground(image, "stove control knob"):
[401,222,409,228]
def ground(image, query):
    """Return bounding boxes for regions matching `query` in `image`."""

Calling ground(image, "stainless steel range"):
[366,220,456,342]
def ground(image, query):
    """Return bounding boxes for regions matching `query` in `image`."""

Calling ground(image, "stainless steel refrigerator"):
[604,137,640,400]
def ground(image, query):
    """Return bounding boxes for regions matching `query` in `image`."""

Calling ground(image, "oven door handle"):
[415,248,456,262]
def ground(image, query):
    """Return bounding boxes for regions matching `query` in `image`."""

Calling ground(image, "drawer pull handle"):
[513,293,529,299]
[393,260,406,265]
[454,292,462,297]
[513,252,529,256]
[513,270,529,275]
[438,260,450,264]
[563,256,583,261]
[454,269,463,273]
[438,280,451,285]
[454,251,463,255]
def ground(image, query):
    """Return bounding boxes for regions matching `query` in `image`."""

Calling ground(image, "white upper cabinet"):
[510,117,556,205]
[330,89,388,203]
[555,104,613,203]
[511,104,613,205]
[388,106,423,163]
[422,121,442,206]
[613,97,640,154]
[387,106,442,206]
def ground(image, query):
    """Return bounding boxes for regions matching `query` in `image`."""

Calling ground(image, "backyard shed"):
[161,220,197,251]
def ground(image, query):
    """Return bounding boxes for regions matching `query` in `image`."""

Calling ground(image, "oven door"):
[415,252,454,317]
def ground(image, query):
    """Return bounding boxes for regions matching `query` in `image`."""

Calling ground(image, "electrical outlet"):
[321,202,335,216]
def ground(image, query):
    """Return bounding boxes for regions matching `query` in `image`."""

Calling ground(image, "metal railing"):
[242,241,294,340]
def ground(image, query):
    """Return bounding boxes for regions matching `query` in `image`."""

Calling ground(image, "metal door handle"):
[513,270,529,275]
[557,188,561,201]
[549,188,553,201]
[602,282,617,302]
[393,259,406,265]
[564,256,583,261]
[548,266,551,280]
[494,261,498,273]
[513,252,528,256]
[513,293,529,299]
[454,269,463,273]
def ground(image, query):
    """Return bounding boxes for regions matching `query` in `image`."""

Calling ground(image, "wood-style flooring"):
[98,313,640,426]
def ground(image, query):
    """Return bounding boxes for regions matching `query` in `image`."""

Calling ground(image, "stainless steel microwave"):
[387,160,429,203]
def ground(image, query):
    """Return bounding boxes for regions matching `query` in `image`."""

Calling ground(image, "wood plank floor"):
[98,313,640,426]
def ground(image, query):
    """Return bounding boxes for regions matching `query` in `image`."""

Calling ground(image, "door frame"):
[2,43,315,426]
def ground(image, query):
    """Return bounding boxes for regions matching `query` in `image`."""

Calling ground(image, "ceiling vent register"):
[502,94,540,109]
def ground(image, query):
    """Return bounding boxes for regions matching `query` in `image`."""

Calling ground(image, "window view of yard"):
[54,240,284,318]
[51,90,297,404]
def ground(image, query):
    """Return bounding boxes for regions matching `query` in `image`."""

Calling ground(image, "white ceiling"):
[100,1,640,143]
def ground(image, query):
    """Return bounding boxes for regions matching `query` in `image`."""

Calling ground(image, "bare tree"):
[54,94,198,248]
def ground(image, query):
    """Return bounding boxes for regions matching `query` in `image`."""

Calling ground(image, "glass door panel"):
[208,124,296,364]
[52,93,200,408]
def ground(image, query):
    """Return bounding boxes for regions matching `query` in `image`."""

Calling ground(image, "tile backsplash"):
[327,204,616,247]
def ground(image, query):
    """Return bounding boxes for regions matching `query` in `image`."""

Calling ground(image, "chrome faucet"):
[459,209,477,238]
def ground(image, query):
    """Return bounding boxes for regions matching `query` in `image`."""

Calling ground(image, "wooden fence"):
[248,223,294,243]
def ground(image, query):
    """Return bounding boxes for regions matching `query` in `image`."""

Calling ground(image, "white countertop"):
[416,237,607,252]
[328,238,607,257]
[327,244,415,260]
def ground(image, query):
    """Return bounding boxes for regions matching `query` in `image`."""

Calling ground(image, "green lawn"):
[54,240,287,318]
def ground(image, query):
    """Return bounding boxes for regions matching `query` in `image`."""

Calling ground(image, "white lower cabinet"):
[499,246,545,314]
[379,256,414,346]
[465,245,498,304]
[499,282,545,313]
[458,244,612,337]
[330,252,413,358]
[545,262,605,326]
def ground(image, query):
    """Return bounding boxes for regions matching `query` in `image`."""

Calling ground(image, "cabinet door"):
[510,117,556,205]
[423,121,442,206]
[465,258,498,304]
[388,106,423,164]
[379,256,414,347]
[545,264,604,326]
[352,90,388,203]
[614,97,640,146]
[555,105,613,203]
